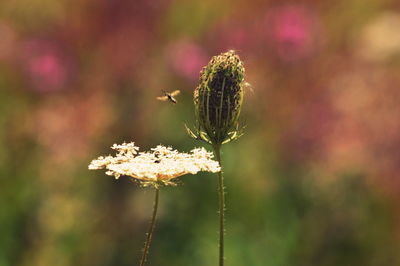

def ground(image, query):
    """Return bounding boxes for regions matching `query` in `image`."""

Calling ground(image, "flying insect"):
[156,90,181,104]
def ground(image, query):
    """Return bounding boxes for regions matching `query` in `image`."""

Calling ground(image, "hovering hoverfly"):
[156,90,181,104]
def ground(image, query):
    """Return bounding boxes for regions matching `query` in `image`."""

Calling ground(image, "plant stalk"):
[139,187,160,266]
[213,145,225,266]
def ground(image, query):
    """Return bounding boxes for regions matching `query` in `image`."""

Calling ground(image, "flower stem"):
[140,187,159,266]
[213,145,225,266]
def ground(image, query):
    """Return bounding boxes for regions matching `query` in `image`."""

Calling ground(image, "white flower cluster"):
[89,142,220,186]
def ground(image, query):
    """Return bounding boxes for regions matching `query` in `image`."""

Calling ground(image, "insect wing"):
[156,96,168,101]
[170,90,181,96]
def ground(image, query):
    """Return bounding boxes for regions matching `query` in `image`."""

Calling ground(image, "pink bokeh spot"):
[275,14,308,44]
[21,39,72,93]
[28,54,67,92]
[266,5,317,61]
[168,40,208,81]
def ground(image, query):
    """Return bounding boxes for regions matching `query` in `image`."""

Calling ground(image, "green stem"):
[213,145,225,266]
[139,188,159,266]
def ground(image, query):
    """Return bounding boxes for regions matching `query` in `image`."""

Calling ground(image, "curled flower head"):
[89,142,221,187]
[189,50,245,146]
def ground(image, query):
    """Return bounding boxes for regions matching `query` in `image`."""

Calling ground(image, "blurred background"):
[1,0,400,265]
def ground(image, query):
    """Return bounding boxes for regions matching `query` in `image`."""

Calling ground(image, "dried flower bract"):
[89,142,221,187]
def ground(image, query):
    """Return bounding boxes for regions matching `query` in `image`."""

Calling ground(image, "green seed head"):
[193,50,245,145]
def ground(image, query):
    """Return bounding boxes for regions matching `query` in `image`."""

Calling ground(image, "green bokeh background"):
[1,0,400,265]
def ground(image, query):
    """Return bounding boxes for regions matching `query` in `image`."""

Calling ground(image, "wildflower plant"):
[89,142,220,266]
[187,50,246,266]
